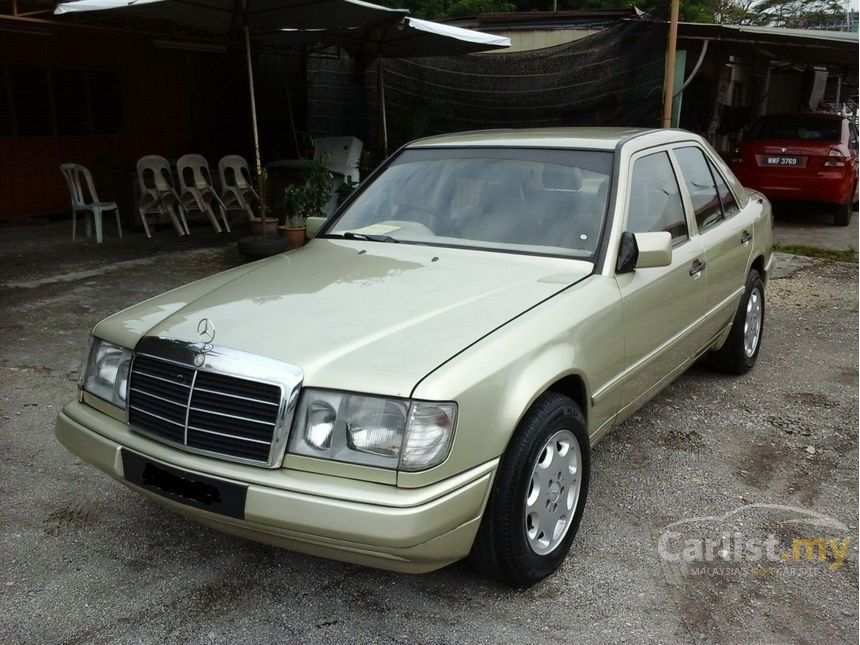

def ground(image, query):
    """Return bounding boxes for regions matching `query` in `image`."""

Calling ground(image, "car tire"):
[709,269,764,374]
[835,203,852,227]
[467,392,590,587]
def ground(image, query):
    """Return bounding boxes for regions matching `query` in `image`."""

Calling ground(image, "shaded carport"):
[673,23,858,153]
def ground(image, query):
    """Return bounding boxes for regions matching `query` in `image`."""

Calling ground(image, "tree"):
[750,0,845,28]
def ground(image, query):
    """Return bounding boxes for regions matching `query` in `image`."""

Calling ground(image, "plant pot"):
[279,225,306,249]
[250,217,279,238]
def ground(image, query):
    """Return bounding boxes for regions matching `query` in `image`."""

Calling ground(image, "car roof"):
[406,127,704,151]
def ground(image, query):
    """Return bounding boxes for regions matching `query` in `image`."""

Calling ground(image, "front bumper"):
[55,401,495,573]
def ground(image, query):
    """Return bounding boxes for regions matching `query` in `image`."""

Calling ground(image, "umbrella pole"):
[244,25,263,177]
[378,58,388,156]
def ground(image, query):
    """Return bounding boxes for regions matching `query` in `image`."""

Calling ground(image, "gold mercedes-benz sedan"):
[56,128,773,586]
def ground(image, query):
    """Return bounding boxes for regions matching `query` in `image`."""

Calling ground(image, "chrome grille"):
[126,338,303,467]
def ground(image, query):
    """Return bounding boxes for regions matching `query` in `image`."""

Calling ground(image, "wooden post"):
[662,0,680,128]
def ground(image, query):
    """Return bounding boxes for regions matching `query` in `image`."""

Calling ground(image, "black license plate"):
[762,155,803,166]
[121,449,246,519]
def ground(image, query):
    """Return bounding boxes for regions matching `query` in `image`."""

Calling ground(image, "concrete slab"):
[772,201,859,252]
[0,217,247,287]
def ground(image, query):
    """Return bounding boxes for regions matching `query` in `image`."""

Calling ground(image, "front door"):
[615,149,708,414]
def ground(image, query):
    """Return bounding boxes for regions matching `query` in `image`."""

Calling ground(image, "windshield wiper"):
[339,231,400,243]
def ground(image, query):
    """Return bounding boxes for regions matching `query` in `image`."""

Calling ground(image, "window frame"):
[669,143,747,238]
[624,146,692,247]
[671,144,727,234]
[707,156,741,221]
[0,64,122,138]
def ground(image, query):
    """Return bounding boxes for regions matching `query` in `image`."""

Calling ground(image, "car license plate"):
[121,449,247,519]
[761,155,803,166]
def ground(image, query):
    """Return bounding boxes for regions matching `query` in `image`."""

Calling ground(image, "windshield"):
[747,116,841,142]
[325,147,614,259]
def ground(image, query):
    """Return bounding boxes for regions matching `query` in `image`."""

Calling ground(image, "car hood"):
[95,239,593,397]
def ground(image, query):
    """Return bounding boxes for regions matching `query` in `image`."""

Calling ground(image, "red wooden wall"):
[0,30,192,219]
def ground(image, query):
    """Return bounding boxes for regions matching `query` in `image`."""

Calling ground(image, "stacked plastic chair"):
[177,154,231,233]
[218,155,261,220]
[136,155,189,237]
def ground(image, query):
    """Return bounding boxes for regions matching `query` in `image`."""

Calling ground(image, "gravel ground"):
[0,226,857,644]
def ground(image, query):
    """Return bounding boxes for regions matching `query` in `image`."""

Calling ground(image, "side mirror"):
[616,231,672,273]
[634,231,672,269]
[305,216,327,239]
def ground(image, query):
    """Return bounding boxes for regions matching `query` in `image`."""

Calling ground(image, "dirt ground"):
[1,221,857,644]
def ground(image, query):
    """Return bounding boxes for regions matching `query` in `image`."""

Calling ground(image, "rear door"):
[672,145,753,341]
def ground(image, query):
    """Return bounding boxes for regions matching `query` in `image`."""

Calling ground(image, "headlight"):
[288,389,457,471]
[81,338,132,409]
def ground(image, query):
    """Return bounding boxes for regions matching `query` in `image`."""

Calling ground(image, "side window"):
[675,146,723,231]
[708,159,740,217]
[628,152,688,242]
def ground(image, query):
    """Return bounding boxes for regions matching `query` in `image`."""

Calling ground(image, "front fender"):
[401,276,623,489]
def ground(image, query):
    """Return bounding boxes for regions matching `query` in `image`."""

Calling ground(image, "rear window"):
[747,117,841,142]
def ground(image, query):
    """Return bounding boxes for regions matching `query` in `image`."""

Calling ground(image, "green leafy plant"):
[281,153,334,228]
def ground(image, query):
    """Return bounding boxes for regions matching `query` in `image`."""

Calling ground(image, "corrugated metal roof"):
[679,22,858,44]
[676,21,858,67]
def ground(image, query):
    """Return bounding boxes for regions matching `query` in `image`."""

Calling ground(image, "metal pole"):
[835,74,842,113]
[244,25,262,177]
[378,58,388,156]
[662,0,680,128]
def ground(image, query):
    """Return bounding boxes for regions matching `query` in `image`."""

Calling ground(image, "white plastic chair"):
[136,155,189,237]
[218,155,260,220]
[60,163,121,244]
[177,154,230,233]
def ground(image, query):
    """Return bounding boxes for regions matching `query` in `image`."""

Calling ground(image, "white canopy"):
[276,16,511,58]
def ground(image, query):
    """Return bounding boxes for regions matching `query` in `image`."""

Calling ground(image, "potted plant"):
[278,153,334,248]
[250,168,279,237]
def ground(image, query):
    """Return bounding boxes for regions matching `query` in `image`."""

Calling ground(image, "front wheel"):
[709,269,764,374]
[468,392,590,587]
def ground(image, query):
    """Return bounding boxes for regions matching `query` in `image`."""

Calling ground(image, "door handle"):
[689,259,706,278]
[741,230,752,245]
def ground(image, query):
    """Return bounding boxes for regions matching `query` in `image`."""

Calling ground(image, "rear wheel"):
[468,392,590,587]
[709,269,764,374]
[835,202,852,227]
